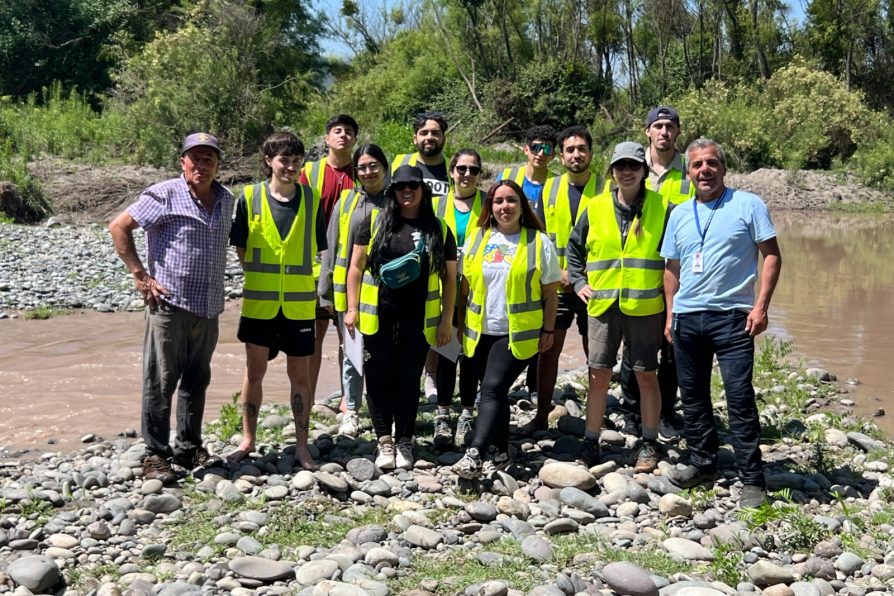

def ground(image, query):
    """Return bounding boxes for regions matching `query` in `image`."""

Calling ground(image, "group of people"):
[109,106,781,508]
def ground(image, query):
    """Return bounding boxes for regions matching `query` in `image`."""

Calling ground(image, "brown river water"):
[1,211,892,456]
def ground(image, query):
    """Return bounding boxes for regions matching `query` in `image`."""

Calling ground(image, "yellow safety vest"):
[542,173,606,270]
[584,189,668,317]
[358,217,448,347]
[242,183,319,320]
[499,166,555,202]
[331,188,363,312]
[462,227,544,360]
[301,157,340,280]
[432,190,483,243]
[649,167,694,206]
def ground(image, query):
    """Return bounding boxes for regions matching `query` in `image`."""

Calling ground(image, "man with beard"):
[518,126,602,444]
[393,112,451,198]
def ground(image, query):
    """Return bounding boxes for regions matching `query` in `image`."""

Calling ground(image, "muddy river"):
[1,211,892,455]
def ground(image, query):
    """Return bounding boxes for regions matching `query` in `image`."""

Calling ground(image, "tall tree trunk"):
[750,0,771,78]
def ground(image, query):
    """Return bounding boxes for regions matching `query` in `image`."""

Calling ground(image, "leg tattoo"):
[291,392,309,432]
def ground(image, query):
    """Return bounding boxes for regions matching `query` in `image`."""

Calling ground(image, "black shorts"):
[555,291,588,336]
[238,310,315,357]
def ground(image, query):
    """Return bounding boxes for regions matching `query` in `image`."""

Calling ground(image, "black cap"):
[646,106,680,128]
[387,165,425,195]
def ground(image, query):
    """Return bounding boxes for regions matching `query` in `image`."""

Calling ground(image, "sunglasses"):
[454,165,480,176]
[612,160,643,171]
[356,163,382,174]
[529,142,554,156]
[393,181,421,191]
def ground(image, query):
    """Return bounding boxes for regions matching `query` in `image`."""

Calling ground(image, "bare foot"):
[515,418,548,437]
[338,395,348,414]
[295,445,317,471]
[226,440,255,465]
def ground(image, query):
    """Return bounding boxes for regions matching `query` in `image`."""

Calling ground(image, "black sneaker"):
[173,447,222,470]
[142,454,176,484]
[576,437,602,468]
[666,463,719,488]
[658,416,683,442]
[739,485,768,509]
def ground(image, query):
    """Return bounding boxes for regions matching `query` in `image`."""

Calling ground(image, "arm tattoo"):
[291,392,310,432]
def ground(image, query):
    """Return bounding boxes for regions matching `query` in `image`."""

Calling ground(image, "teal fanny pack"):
[379,233,426,289]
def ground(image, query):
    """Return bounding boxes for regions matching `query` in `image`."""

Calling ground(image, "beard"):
[566,161,590,174]
[419,141,443,158]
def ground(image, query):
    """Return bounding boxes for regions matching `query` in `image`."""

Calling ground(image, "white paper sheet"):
[343,324,364,374]
[433,327,462,363]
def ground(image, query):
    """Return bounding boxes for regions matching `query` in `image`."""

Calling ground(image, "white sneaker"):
[339,411,360,436]
[375,441,396,469]
[395,441,414,470]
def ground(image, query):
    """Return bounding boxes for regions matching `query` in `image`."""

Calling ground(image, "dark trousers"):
[525,356,538,394]
[466,335,533,453]
[142,303,219,459]
[673,310,764,487]
[436,354,476,408]
[364,312,429,440]
[619,337,679,420]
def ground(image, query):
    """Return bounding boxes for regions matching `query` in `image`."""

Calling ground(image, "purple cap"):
[646,106,680,128]
[181,132,221,156]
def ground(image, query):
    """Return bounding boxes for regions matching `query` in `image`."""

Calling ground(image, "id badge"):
[692,251,704,273]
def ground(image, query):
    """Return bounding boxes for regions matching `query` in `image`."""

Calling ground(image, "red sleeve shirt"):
[299,162,354,225]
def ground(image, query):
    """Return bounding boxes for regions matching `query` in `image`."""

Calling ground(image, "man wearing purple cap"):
[109,132,235,483]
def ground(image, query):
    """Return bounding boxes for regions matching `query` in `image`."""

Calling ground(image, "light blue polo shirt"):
[660,187,776,313]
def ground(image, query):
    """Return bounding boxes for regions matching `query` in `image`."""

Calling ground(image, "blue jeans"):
[673,310,764,487]
[337,312,363,412]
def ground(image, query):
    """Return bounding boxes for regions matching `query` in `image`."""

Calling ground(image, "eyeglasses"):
[612,160,643,171]
[529,142,554,156]
[356,163,382,174]
[393,181,421,191]
[454,165,480,176]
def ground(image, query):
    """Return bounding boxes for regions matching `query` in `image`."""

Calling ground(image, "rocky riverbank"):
[1,349,893,596]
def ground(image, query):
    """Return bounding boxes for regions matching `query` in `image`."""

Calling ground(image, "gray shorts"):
[587,303,663,371]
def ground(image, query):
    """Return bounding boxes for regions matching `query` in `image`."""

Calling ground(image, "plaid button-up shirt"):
[128,176,235,318]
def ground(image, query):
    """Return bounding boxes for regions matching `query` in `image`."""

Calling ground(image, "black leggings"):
[465,334,533,453]
[364,312,429,440]
[436,353,477,408]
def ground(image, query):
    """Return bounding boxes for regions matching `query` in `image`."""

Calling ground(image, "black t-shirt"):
[417,160,450,197]
[230,183,328,250]
[356,214,457,319]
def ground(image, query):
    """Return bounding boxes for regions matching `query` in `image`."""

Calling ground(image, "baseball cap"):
[181,132,221,156]
[610,141,647,165]
[646,106,680,128]
[390,165,424,185]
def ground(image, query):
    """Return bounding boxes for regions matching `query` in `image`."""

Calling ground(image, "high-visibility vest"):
[649,166,694,206]
[331,188,363,312]
[357,217,448,347]
[301,158,327,197]
[242,183,319,320]
[584,189,668,317]
[462,227,544,360]
[498,166,555,203]
[391,152,421,172]
[541,173,607,270]
[432,189,483,243]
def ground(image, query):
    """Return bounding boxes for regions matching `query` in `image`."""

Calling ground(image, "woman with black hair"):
[452,180,560,479]
[318,144,390,437]
[344,165,457,470]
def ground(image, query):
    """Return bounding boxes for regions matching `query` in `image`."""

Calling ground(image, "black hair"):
[413,111,448,134]
[525,125,558,146]
[448,148,482,171]
[353,143,389,172]
[557,125,593,152]
[367,183,445,279]
[260,131,304,177]
[325,114,359,136]
[478,180,545,232]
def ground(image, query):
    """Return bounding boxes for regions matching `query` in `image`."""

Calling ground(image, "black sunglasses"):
[612,160,643,171]
[455,165,480,176]
[529,142,554,156]
[393,181,422,191]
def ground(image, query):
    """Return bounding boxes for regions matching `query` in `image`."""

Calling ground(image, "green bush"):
[847,116,894,190]
[0,138,51,222]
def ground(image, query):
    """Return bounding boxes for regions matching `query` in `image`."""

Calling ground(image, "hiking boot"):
[143,454,175,484]
[172,447,221,470]
[576,437,602,468]
[395,440,414,470]
[454,411,475,448]
[739,485,768,509]
[658,416,683,442]
[375,440,396,470]
[666,463,719,488]
[339,411,360,436]
[453,447,483,479]
[433,414,453,449]
[481,445,510,476]
[634,440,659,473]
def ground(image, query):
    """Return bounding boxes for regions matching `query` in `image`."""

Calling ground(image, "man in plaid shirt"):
[109,133,235,483]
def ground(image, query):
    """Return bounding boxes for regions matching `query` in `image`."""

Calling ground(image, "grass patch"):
[390,547,540,595]
[23,305,64,320]
[738,488,831,552]
[262,499,391,552]
[65,563,121,590]
[709,541,746,586]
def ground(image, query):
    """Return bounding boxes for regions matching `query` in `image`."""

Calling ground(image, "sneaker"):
[666,463,719,488]
[142,454,175,484]
[452,447,483,479]
[433,414,453,449]
[454,412,474,448]
[634,440,659,473]
[424,375,438,404]
[658,417,682,442]
[172,447,222,470]
[375,440,396,470]
[739,485,768,509]
[576,437,602,468]
[481,445,510,476]
[339,411,360,436]
[395,440,414,470]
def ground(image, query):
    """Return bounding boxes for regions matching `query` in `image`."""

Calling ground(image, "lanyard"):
[693,189,726,248]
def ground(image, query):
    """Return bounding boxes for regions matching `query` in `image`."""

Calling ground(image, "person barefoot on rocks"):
[227,132,328,469]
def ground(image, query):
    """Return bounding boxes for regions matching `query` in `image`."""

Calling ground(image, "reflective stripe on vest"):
[432,190,483,242]
[500,166,526,186]
[357,218,446,347]
[242,183,318,320]
[332,189,363,312]
[391,153,417,173]
[542,173,607,269]
[648,167,695,206]
[462,227,544,360]
[584,189,668,317]
[302,158,326,197]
